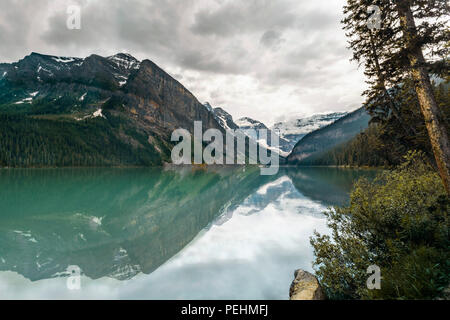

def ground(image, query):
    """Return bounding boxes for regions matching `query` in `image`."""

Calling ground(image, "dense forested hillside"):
[0,114,170,167]
[306,79,450,167]
[287,107,371,165]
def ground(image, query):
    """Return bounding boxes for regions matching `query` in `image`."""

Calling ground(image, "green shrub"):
[311,151,449,299]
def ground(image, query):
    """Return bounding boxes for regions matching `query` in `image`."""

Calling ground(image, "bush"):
[310,151,450,299]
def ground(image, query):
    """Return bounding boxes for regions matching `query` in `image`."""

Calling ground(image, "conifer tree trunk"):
[397,2,450,194]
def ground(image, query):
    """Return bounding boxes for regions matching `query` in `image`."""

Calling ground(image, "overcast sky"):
[0,0,368,126]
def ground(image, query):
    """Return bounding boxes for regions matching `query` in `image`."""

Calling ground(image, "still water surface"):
[0,167,377,299]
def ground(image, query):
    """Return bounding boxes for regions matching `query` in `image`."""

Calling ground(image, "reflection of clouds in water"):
[0,178,329,300]
[214,175,298,224]
[0,272,122,299]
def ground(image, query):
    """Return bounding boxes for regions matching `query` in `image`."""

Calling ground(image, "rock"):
[436,286,450,300]
[289,269,326,300]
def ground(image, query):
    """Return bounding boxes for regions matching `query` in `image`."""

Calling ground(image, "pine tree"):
[342,0,450,193]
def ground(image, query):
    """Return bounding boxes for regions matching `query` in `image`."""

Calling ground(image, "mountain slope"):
[0,52,225,167]
[236,117,290,156]
[272,112,348,152]
[211,106,239,131]
[287,107,371,165]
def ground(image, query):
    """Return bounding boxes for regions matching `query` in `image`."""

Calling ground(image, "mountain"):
[271,112,348,153]
[204,106,288,157]
[203,106,348,157]
[235,117,290,156]
[287,107,371,165]
[210,106,239,131]
[0,52,226,167]
[235,117,269,131]
[0,52,357,168]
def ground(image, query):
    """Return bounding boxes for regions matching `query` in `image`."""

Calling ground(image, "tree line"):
[0,114,163,167]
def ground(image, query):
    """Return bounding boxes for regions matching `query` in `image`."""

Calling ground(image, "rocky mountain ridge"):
[0,52,226,166]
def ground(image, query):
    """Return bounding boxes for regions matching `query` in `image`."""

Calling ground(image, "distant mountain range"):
[207,104,351,157]
[272,112,349,152]
[209,108,290,156]
[0,52,369,167]
[287,107,371,164]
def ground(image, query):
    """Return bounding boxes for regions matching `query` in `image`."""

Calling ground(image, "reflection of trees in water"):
[285,167,379,207]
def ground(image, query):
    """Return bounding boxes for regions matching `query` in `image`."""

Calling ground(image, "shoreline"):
[0,164,387,170]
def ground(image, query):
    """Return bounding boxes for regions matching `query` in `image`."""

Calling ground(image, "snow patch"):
[272,112,348,137]
[216,117,232,131]
[52,56,75,63]
[257,176,292,195]
[13,230,37,243]
[37,65,54,76]
[91,216,103,225]
[93,109,106,119]
[14,97,33,104]
[108,54,141,70]
[235,118,255,128]
[256,138,289,157]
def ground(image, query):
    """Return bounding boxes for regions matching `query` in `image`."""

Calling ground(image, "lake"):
[0,166,378,299]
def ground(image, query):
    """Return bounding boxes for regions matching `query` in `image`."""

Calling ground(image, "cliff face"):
[124,59,222,136]
[0,53,226,166]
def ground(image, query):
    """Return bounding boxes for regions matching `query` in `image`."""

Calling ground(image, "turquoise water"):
[0,167,377,299]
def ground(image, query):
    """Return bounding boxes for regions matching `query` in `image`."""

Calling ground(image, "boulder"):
[289,269,326,300]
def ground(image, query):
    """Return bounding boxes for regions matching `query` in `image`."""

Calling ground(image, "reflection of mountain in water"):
[286,167,379,207]
[0,167,378,283]
[214,176,294,223]
[0,167,274,281]
[212,167,379,224]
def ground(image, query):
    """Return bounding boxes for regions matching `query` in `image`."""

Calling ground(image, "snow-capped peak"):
[211,107,240,131]
[106,53,141,87]
[272,112,348,137]
[107,53,141,70]
[270,112,348,152]
[235,117,268,130]
[51,56,76,63]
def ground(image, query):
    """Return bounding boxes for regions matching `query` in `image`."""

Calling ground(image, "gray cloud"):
[260,30,285,50]
[190,0,297,37]
[0,0,367,125]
